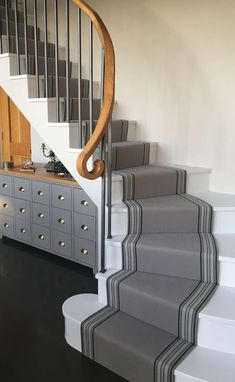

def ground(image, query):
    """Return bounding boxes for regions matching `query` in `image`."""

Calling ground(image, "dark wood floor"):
[0,237,125,382]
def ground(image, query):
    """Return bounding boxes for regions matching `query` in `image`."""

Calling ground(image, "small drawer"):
[74,213,96,241]
[0,215,14,236]
[52,230,72,258]
[32,224,50,251]
[32,181,50,205]
[15,199,31,220]
[52,184,72,211]
[15,218,31,243]
[0,196,14,216]
[14,177,30,200]
[0,175,13,196]
[74,237,96,267]
[32,203,50,227]
[52,208,72,234]
[74,188,96,216]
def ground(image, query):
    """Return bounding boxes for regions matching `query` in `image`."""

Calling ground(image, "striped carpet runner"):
[81,164,217,382]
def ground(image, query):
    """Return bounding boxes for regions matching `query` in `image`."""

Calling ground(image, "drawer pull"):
[21,228,26,234]
[58,241,65,247]
[81,200,88,206]
[38,191,44,196]
[81,248,88,256]
[38,234,45,240]
[4,223,9,228]
[3,203,8,208]
[81,225,88,231]
[58,218,65,225]
[19,187,25,192]
[20,208,25,213]
[38,213,44,219]
[2,183,8,189]
[58,195,65,201]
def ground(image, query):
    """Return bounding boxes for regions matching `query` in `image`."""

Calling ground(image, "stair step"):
[1,34,55,58]
[21,54,72,78]
[215,233,235,287]
[111,141,150,170]
[45,75,89,98]
[0,5,24,23]
[119,272,198,335]
[1,18,40,41]
[94,311,176,382]
[136,233,201,280]
[175,347,235,382]
[198,286,235,354]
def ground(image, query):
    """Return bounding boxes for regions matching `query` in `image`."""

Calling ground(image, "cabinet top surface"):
[0,163,80,187]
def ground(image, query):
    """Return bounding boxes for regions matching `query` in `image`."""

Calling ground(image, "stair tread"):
[175,346,235,382]
[95,310,176,382]
[120,271,198,334]
[199,286,235,323]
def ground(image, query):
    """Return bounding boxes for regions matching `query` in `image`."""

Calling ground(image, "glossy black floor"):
[0,237,126,382]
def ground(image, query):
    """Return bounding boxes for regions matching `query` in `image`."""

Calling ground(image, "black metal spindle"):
[14,0,20,74]
[43,0,48,98]
[100,134,107,273]
[89,20,93,139]
[77,8,82,147]
[54,0,59,121]
[65,0,70,122]
[23,0,29,74]
[5,0,10,53]
[33,0,39,97]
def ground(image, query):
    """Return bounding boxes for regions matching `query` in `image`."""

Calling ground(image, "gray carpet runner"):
[81,164,217,382]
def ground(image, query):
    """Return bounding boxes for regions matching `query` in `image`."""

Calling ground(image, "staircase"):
[1,1,235,381]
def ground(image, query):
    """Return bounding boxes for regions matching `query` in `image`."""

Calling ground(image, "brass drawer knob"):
[2,183,8,189]
[38,213,44,219]
[38,191,44,196]
[38,234,45,240]
[58,218,65,225]
[81,249,88,256]
[81,225,88,231]
[4,223,9,228]
[3,203,8,208]
[21,228,26,234]
[20,208,25,213]
[19,187,25,192]
[58,195,65,201]
[58,241,65,247]
[81,200,88,206]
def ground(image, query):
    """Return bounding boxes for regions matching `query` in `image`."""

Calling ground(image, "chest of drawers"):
[0,171,97,272]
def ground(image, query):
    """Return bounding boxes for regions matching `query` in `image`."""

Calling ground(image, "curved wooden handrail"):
[72,0,115,180]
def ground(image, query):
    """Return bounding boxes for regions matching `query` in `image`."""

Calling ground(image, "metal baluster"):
[89,20,93,139]
[100,134,107,274]
[65,0,70,122]
[33,0,39,97]
[107,119,113,239]
[43,0,48,98]
[14,0,20,74]
[77,8,82,147]
[23,0,28,74]
[4,0,10,53]
[54,0,59,121]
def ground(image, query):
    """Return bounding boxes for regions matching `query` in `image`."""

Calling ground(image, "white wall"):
[82,0,235,194]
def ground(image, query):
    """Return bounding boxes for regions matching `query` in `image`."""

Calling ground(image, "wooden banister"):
[73,0,115,180]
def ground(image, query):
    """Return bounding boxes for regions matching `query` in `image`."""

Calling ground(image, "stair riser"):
[197,318,235,355]
[212,211,235,233]
[219,261,235,287]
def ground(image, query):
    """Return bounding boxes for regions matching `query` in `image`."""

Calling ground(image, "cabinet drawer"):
[74,213,96,241]
[74,237,96,267]
[52,231,72,258]
[14,177,31,200]
[52,184,72,210]
[32,203,50,227]
[16,218,31,243]
[0,175,13,196]
[32,181,50,205]
[0,196,14,216]
[0,215,14,236]
[32,224,50,251]
[15,199,31,220]
[52,208,72,234]
[74,188,96,216]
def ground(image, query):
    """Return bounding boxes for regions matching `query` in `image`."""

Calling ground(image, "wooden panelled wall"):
[0,87,31,165]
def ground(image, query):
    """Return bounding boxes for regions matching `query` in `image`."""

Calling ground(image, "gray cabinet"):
[0,173,97,271]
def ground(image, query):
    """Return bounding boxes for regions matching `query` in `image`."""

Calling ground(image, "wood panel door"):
[0,87,31,165]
